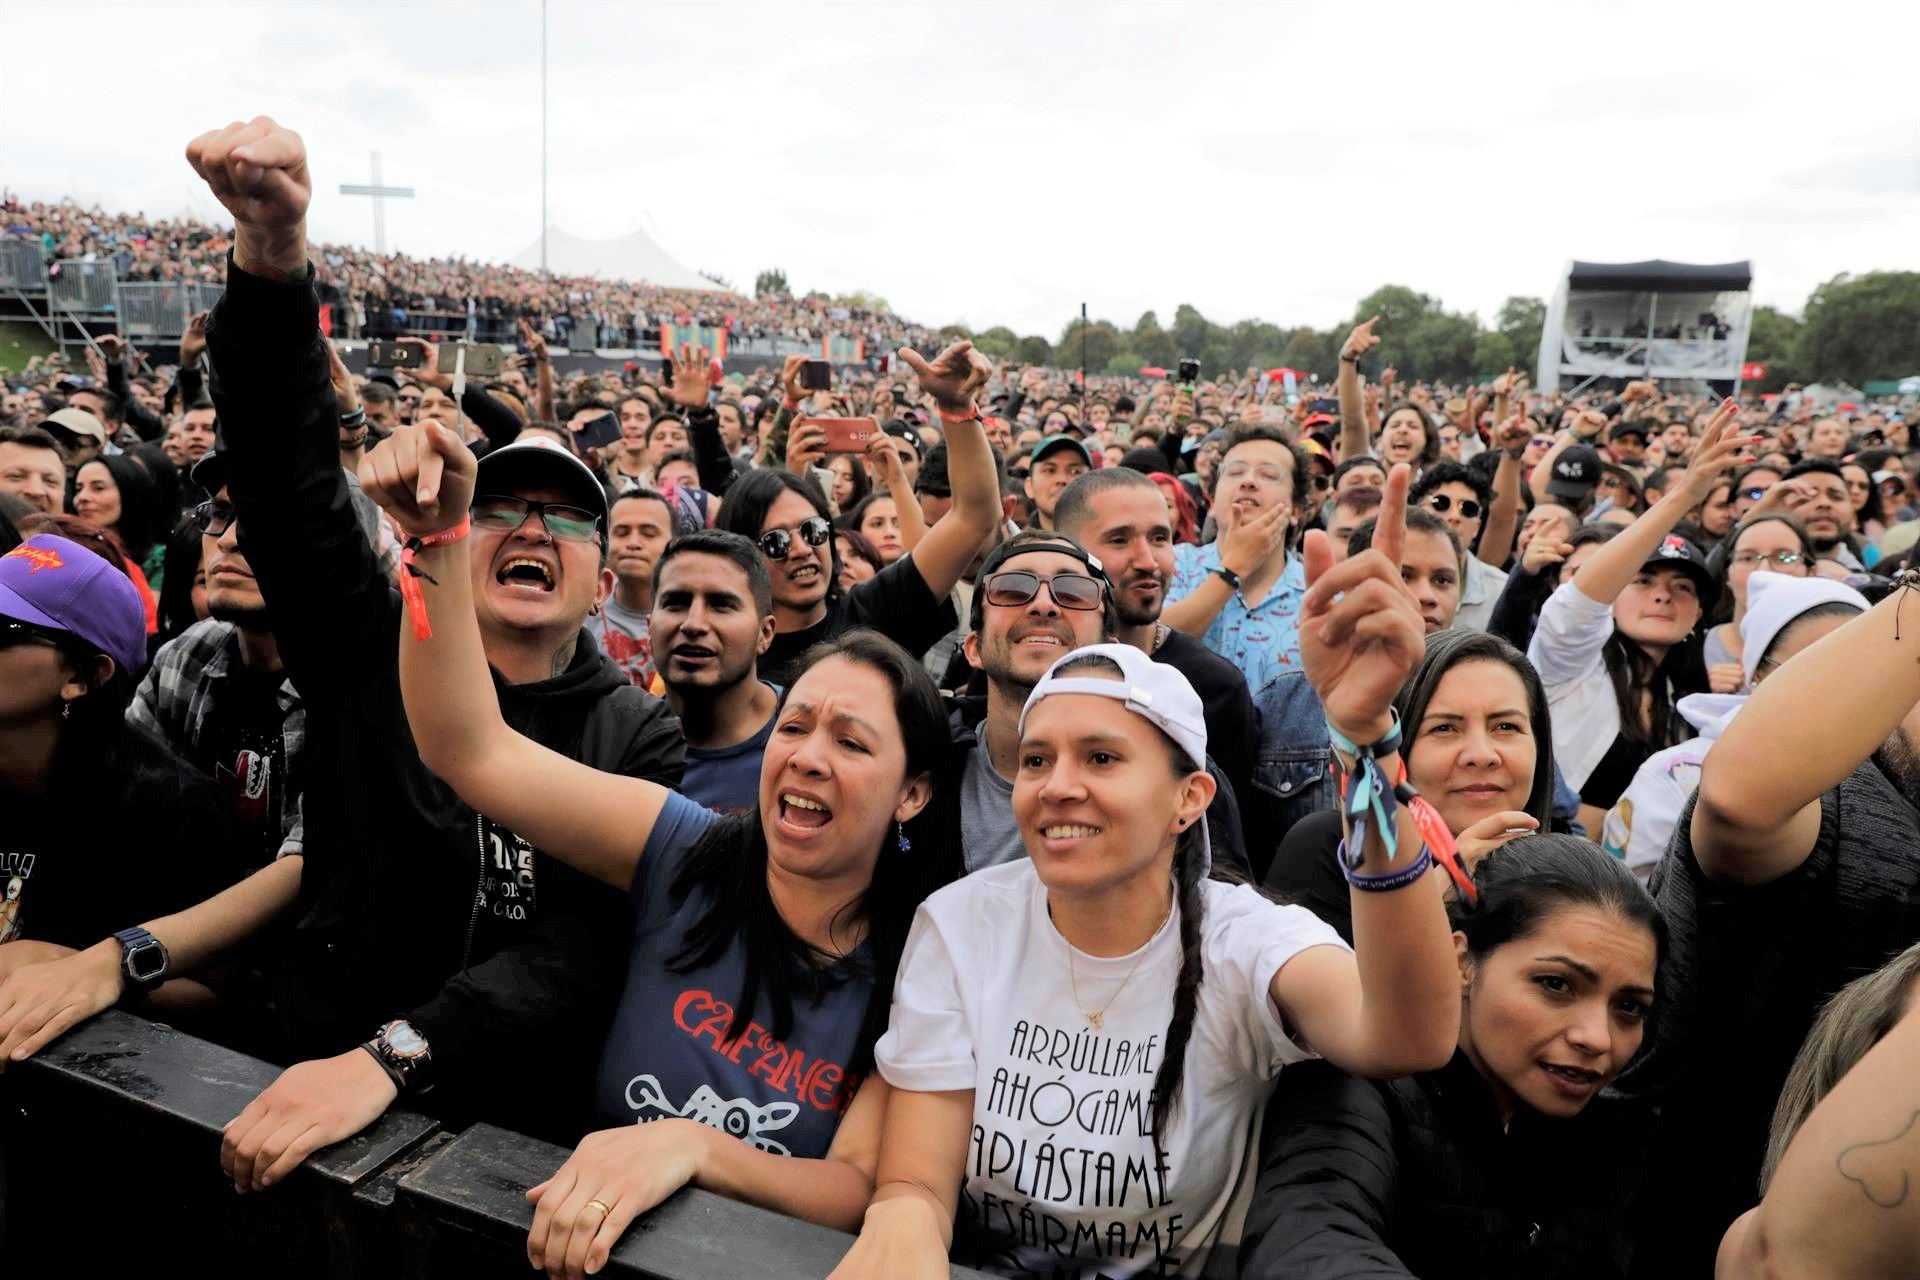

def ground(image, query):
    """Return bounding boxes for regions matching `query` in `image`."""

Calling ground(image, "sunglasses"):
[1529,436,1553,449]
[1423,493,1482,520]
[1730,550,1806,569]
[470,495,602,542]
[981,569,1105,612]
[183,499,238,538]
[0,617,65,651]
[757,515,832,561]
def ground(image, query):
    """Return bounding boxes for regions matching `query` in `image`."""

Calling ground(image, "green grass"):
[0,321,60,379]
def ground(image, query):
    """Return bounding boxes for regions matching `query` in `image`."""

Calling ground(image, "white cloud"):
[3,0,1916,346]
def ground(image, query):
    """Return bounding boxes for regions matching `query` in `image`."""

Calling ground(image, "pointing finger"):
[1371,462,1411,563]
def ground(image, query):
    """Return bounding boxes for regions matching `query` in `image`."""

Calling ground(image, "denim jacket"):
[1250,669,1334,852]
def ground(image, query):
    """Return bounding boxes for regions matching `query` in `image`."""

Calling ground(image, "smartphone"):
[708,357,725,387]
[368,340,422,370]
[1309,397,1338,414]
[1176,358,1200,384]
[437,343,505,378]
[877,353,891,375]
[574,411,621,451]
[799,415,879,454]
[800,359,832,391]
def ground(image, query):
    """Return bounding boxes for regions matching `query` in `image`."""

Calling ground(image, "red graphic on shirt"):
[672,987,860,1115]
[5,545,63,572]
[599,622,657,688]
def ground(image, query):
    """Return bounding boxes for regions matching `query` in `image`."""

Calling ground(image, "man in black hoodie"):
[181,115,684,1190]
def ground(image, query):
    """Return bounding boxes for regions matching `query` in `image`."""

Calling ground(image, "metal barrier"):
[0,239,48,293]
[116,280,225,339]
[46,256,119,314]
[0,1010,992,1279]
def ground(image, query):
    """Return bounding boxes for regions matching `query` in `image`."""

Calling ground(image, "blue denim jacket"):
[1250,669,1335,847]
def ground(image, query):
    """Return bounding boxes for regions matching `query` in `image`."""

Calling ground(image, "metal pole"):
[370,152,386,256]
[1079,301,1087,409]
[541,0,549,276]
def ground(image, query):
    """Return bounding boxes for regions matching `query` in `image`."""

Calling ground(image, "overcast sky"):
[5,1,1917,342]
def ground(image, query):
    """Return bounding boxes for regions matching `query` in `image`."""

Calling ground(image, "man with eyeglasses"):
[1410,461,1508,631]
[948,529,1249,875]
[137,117,690,1177]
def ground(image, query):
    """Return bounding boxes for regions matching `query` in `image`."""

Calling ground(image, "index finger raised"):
[1370,462,1412,562]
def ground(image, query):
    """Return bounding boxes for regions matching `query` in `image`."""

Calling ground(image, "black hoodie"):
[209,260,685,1142]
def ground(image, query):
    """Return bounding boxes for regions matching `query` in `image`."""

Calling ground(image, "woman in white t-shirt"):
[830,467,1461,1280]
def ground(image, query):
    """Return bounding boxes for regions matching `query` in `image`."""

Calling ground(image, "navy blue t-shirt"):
[592,792,873,1158]
[679,683,780,816]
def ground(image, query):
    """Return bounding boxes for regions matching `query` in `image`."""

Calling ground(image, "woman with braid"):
[829,466,1459,1279]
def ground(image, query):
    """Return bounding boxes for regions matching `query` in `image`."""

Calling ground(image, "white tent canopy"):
[509,226,723,291]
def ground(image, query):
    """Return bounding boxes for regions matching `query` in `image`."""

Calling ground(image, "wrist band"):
[1327,713,1405,869]
[782,396,800,411]
[398,516,471,642]
[1336,842,1434,891]
[937,405,982,425]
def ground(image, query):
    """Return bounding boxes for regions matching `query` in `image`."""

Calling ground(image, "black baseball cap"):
[1545,444,1603,500]
[1641,533,1719,613]
[1609,421,1649,444]
[883,419,923,456]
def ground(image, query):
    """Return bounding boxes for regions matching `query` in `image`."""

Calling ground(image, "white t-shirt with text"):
[876,860,1348,1279]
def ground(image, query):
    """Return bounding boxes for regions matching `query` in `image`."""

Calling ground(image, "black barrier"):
[0,1010,992,1279]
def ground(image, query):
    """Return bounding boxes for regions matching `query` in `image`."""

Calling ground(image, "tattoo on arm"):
[1836,1109,1920,1208]
[550,637,577,679]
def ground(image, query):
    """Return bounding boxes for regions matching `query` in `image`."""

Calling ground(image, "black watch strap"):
[112,926,169,997]
[1213,565,1242,591]
[358,1043,407,1092]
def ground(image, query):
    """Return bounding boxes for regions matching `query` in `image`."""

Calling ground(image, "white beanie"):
[1739,571,1870,686]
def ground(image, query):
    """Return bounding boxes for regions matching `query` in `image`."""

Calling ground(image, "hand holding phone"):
[574,411,621,451]
[800,359,832,391]
[798,415,879,454]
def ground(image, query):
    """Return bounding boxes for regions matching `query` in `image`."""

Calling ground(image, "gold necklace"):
[1067,900,1174,1030]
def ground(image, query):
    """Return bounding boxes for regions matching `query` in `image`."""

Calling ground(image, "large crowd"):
[4,115,1920,1280]
[2,192,932,350]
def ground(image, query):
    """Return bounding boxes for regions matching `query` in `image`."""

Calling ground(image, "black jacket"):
[209,259,686,1142]
[1242,1054,1650,1280]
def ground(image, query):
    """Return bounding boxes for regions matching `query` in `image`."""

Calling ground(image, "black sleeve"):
[843,551,960,658]
[1240,1063,1416,1279]
[1203,761,1252,879]
[208,259,399,694]
[1154,430,1184,475]
[405,692,685,1134]
[684,403,739,495]
[107,359,166,441]
[1262,810,1353,945]
[175,362,205,412]
[1486,562,1551,652]
[460,383,524,452]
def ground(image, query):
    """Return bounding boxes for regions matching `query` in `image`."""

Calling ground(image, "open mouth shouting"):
[776,789,834,837]
[496,555,557,594]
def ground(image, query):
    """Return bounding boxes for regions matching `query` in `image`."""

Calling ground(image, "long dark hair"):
[78,453,168,563]
[1394,629,1556,828]
[1603,626,1706,752]
[1449,833,1666,1052]
[715,467,844,604]
[1050,651,1217,1146]
[664,629,961,1076]
[1378,401,1440,469]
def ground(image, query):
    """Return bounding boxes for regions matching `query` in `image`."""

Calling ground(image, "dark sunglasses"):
[0,617,66,650]
[1740,487,1768,501]
[1424,493,1482,521]
[183,499,238,538]
[981,570,1105,612]
[471,495,602,542]
[757,516,832,561]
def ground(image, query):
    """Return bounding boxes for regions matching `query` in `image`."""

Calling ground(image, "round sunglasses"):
[758,516,832,561]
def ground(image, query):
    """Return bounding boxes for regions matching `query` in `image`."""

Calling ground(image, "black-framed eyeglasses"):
[1424,493,1482,521]
[471,495,602,542]
[183,499,237,538]
[757,516,832,562]
[981,570,1105,612]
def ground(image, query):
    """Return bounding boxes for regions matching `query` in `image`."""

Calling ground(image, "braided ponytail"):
[1148,787,1211,1147]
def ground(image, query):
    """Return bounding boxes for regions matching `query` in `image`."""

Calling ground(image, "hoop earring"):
[896,821,912,854]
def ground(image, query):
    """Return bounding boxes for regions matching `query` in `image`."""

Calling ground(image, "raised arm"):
[1337,316,1381,463]
[892,340,998,598]
[1570,400,1748,607]
[1529,408,1606,503]
[1161,499,1291,637]
[1276,464,1459,1077]
[1477,397,1528,568]
[517,317,556,422]
[1692,585,1913,888]
[1718,997,1920,1279]
[662,341,741,496]
[361,421,671,889]
[867,433,928,552]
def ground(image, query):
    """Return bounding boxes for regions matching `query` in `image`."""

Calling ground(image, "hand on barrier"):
[220,1049,399,1192]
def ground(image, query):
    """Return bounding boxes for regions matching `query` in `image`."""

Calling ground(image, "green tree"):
[1404,312,1481,383]
[1277,328,1336,382]
[1057,317,1124,375]
[754,268,788,297]
[1745,305,1803,391]
[1131,310,1176,367]
[1473,330,1517,378]
[1795,272,1920,385]
[969,325,1021,361]
[1494,296,1546,376]
[1014,334,1054,365]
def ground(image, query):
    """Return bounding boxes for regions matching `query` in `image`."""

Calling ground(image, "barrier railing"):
[46,257,119,314]
[0,1009,991,1279]
[0,239,48,293]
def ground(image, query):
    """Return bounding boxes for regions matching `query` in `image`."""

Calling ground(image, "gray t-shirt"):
[958,742,1026,873]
